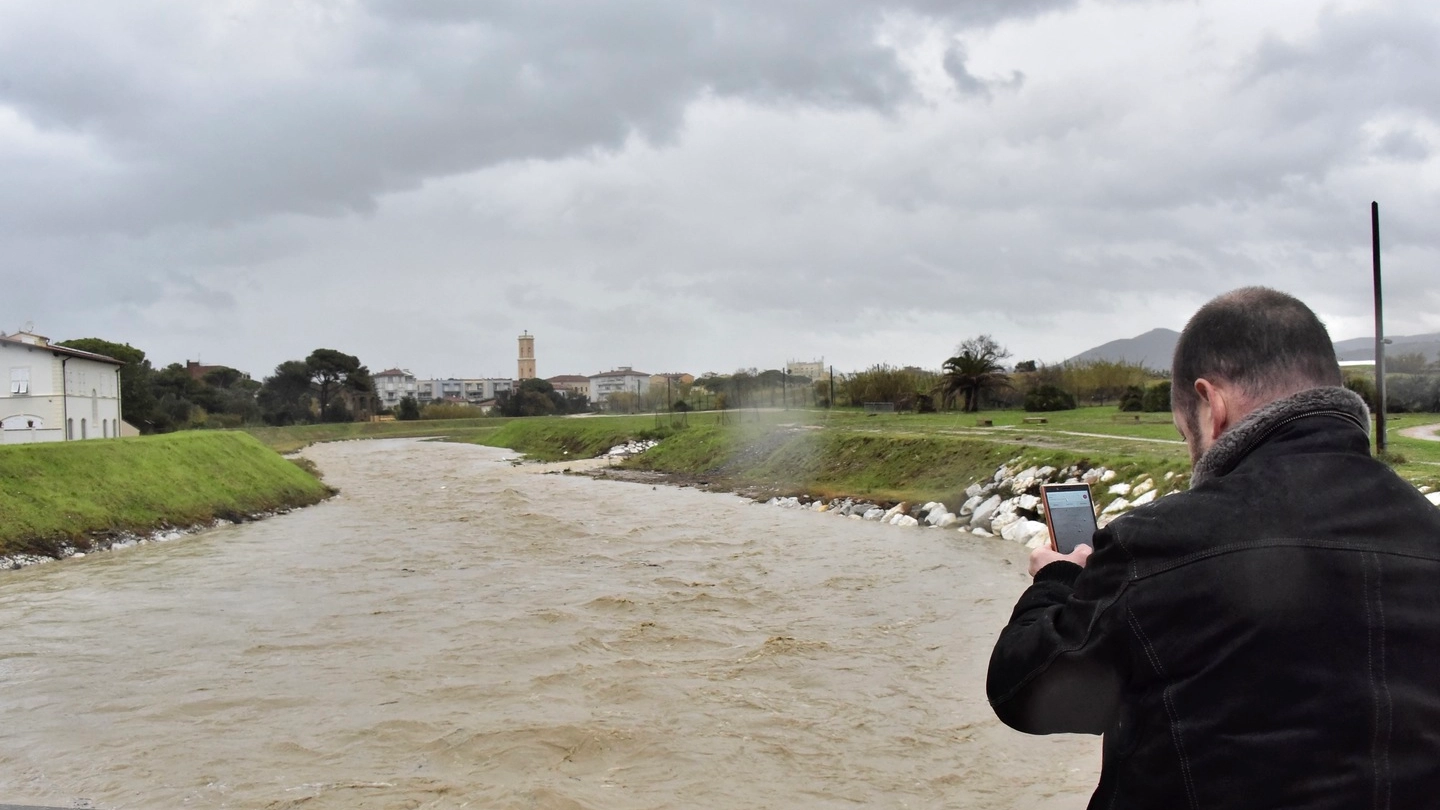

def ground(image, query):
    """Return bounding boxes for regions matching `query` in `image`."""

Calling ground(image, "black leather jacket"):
[987,387,1440,809]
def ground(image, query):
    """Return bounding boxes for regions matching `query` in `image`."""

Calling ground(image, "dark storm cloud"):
[0,0,1078,236]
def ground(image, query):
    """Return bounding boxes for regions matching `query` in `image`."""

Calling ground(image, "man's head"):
[1172,287,1342,464]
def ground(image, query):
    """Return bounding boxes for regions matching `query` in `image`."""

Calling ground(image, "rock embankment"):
[764,459,1186,549]
[602,440,660,459]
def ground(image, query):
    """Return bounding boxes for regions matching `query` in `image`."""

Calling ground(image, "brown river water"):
[0,439,1096,809]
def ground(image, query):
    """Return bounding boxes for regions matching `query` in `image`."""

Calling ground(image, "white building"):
[1,331,124,444]
[787,359,825,379]
[416,378,514,405]
[588,367,650,405]
[373,368,417,410]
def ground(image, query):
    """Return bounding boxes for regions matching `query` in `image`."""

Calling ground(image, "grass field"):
[244,417,513,454]
[242,406,1440,502]
[0,432,332,557]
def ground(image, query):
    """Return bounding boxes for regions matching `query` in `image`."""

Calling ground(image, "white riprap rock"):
[1131,490,1158,507]
[1101,497,1131,515]
[925,507,954,526]
[883,503,909,522]
[863,508,886,521]
[1108,482,1132,496]
[1133,479,1155,496]
[990,511,1022,537]
[935,513,960,528]
[959,495,983,516]
[969,495,1003,529]
[893,515,920,528]
[1427,492,1440,507]
[1101,469,1117,483]
[1016,493,1040,512]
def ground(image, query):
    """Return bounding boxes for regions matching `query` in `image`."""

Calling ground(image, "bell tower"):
[517,331,536,380]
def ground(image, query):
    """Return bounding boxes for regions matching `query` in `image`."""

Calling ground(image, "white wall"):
[0,341,122,444]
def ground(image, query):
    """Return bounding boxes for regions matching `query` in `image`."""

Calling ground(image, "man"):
[987,287,1440,808]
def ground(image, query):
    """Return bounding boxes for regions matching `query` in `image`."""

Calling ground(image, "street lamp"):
[1372,201,1387,455]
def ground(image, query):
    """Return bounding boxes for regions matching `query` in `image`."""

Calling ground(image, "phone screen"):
[1043,485,1098,554]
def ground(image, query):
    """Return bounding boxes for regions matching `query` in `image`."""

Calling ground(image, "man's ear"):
[1194,378,1229,441]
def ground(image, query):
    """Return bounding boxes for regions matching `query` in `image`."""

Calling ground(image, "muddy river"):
[0,439,1096,809]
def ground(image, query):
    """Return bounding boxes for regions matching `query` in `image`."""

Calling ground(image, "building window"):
[103,420,109,438]
[9,367,29,394]
[81,418,87,440]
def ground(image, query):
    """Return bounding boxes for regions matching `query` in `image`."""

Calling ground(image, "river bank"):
[0,431,332,563]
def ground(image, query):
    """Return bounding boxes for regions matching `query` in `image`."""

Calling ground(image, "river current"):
[0,439,1096,809]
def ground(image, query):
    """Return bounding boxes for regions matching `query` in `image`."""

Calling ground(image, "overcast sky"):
[4,0,1438,380]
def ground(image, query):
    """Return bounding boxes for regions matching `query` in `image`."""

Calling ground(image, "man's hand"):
[1029,544,1092,577]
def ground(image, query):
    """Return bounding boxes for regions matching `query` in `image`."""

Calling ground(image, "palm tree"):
[935,335,1012,412]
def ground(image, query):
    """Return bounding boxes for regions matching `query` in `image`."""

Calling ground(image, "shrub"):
[1025,385,1076,412]
[421,403,487,420]
[1143,381,1172,412]
[1343,375,1376,410]
[1118,386,1145,412]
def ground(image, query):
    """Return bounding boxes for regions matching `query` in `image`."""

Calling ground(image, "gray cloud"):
[3,0,1439,379]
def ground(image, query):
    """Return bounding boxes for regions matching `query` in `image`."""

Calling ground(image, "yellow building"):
[517,332,536,380]
[546,375,590,397]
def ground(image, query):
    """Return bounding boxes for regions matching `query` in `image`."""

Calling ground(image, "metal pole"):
[1372,201,1387,455]
[829,365,835,409]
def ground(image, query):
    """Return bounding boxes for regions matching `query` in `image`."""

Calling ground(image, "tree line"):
[55,338,377,432]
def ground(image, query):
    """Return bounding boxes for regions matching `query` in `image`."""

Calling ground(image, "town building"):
[518,332,536,380]
[546,375,591,398]
[786,359,825,379]
[1,330,124,444]
[416,378,513,405]
[373,368,418,410]
[648,372,695,389]
[588,367,650,405]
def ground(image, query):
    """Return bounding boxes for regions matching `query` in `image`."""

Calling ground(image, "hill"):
[1332,332,1440,363]
[1066,328,1179,369]
[1069,327,1440,370]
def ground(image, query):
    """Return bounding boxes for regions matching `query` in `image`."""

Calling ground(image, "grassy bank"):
[244,417,512,454]
[630,423,1191,505]
[466,415,686,461]
[0,432,332,557]
[456,412,1193,506]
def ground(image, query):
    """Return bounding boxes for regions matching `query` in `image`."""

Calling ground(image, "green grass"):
[244,406,1440,506]
[0,432,333,557]
[1380,414,1440,488]
[629,423,1190,506]
[243,417,512,453]
[466,414,689,461]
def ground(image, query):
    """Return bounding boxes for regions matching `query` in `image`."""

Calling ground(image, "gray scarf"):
[1190,386,1371,488]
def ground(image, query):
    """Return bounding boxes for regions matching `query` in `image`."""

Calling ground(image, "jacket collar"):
[1191,386,1371,488]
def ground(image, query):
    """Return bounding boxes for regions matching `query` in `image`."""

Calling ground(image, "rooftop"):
[590,368,649,378]
[0,332,125,365]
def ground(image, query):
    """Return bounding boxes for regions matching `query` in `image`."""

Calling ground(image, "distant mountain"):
[1331,332,1440,363]
[1066,328,1179,370]
[1067,328,1440,370]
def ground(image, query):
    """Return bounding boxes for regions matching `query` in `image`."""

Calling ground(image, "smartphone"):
[1040,483,1099,554]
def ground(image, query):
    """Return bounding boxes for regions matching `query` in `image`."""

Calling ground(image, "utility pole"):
[1372,201,1387,455]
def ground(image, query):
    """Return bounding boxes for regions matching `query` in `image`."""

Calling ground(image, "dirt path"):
[1399,423,1440,441]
